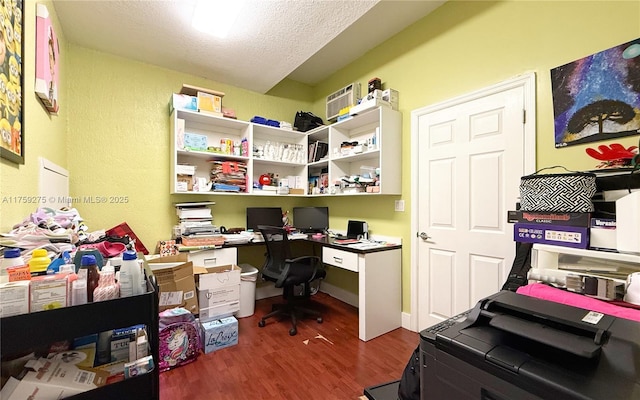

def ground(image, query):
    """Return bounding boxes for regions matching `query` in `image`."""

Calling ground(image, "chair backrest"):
[257,225,292,277]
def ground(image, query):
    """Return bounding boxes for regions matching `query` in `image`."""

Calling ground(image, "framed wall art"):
[0,0,24,164]
[551,38,640,148]
[35,2,59,115]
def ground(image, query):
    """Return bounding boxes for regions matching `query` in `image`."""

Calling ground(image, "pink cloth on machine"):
[516,283,640,323]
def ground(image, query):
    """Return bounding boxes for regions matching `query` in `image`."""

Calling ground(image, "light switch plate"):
[394,200,404,212]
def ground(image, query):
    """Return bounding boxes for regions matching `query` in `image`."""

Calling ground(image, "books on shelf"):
[175,202,216,236]
[308,141,328,163]
[175,201,215,219]
[176,207,212,219]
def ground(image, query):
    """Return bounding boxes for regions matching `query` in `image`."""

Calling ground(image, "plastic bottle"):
[29,249,51,276]
[119,250,142,297]
[96,330,113,365]
[79,254,100,302]
[93,265,120,302]
[1,248,25,283]
[59,264,78,306]
[71,268,88,306]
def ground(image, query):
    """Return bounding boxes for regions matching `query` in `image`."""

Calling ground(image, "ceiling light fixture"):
[192,0,244,38]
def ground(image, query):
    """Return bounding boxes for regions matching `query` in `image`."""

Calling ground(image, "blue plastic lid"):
[123,250,137,261]
[4,248,21,258]
[81,254,96,266]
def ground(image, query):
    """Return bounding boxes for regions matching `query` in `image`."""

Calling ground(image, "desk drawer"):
[323,247,358,272]
[187,248,237,268]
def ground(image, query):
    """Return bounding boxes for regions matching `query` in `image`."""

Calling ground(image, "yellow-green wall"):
[2,1,639,314]
[315,0,640,311]
[1,0,68,228]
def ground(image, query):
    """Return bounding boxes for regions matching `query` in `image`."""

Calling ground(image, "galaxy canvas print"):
[551,38,640,148]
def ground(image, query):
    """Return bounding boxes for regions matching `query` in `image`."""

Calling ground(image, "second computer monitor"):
[246,207,283,231]
[293,207,329,234]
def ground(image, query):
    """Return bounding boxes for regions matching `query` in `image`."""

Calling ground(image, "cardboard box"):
[30,274,68,312]
[616,191,640,253]
[170,93,197,113]
[507,210,591,227]
[514,223,588,249]
[17,358,109,398]
[148,254,198,314]
[184,132,208,151]
[198,285,240,311]
[176,174,194,192]
[194,264,241,320]
[176,164,195,175]
[194,264,241,290]
[382,88,399,110]
[0,280,30,317]
[589,218,616,251]
[366,186,380,193]
[199,301,240,322]
[200,316,238,354]
[123,355,154,379]
[180,84,225,98]
[197,91,222,113]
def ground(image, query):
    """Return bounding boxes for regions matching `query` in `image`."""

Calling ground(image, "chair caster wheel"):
[258,320,266,327]
[289,328,297,336]
[317,317,323,323]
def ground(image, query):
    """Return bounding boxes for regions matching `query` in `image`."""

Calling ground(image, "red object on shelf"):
[259,174,271,186]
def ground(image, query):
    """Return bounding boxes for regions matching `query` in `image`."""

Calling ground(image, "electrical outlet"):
[395,200,405,212]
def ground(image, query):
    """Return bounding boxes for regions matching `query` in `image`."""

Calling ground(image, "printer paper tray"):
[489,313,601,358]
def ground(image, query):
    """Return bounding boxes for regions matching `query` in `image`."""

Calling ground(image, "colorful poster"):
[551,38,640,148]
[0,0,23,164]
[35,3,59,114]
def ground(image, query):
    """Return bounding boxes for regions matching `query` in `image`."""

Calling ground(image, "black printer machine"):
[420,290,640,400]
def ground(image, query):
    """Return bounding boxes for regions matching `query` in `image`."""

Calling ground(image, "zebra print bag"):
[519,166,597,212]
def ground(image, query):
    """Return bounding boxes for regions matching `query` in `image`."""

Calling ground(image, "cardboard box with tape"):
[147,254,198,314]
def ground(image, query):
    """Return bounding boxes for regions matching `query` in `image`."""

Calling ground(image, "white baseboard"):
[317,281,358,308]
[256,282,415,334]
[255,281,359,308]
[256,284,281,300]
[401,312,415,332]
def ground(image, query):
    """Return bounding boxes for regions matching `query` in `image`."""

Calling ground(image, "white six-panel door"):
[412,74,536,330]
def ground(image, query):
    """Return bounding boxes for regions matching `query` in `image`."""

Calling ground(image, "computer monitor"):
[347,220,368,239]
[246,207,283,231]
[293,207,329,234]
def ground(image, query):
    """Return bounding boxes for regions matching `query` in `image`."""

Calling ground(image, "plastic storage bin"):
[237,264,259,318]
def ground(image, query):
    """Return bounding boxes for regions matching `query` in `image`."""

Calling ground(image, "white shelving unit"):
[533,244,640,268]
[327,106,402,196]
[171,109,251,195]
[170,106,402,196]
[251,123,308,195]
[530,244,640,287]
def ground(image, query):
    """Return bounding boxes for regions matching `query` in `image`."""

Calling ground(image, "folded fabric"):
[78,241,126,258]
[516,283,640,322]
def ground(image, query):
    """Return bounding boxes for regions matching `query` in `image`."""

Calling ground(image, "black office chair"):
[257,225,326,336]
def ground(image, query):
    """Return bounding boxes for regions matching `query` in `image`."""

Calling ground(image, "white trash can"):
[237,264,259,318]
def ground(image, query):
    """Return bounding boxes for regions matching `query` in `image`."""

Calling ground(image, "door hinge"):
[523,109,526,124]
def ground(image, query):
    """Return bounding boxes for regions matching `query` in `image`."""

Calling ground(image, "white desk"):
[184,238,402,342]
[322,243,402,341]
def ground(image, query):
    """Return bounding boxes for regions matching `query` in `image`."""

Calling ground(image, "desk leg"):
[359,249,402,341]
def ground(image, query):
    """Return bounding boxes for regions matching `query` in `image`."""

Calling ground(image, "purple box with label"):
[514,223,589,249]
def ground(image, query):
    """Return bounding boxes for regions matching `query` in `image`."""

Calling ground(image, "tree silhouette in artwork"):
[567,100,635,134]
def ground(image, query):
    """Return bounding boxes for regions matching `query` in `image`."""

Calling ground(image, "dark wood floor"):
[159,292,419,400]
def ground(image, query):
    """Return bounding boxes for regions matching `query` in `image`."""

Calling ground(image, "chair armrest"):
[286,256,321,264]
[285,256,324,282]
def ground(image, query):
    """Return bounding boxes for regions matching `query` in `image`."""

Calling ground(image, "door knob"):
[418,232,431,240]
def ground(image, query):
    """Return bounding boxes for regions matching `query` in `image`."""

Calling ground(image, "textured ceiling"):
[52,0,446,94]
